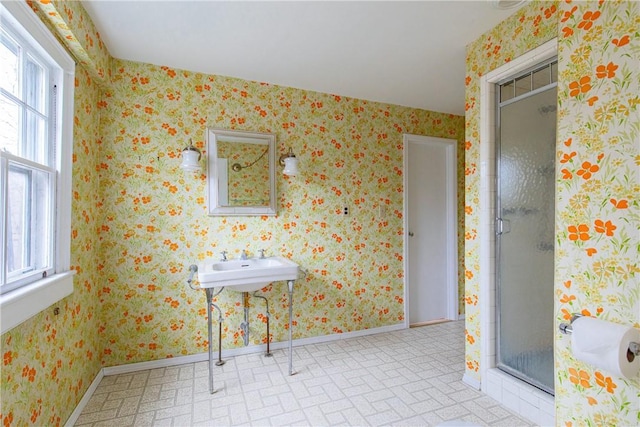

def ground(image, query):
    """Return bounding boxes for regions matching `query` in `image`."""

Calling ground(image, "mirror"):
[206,128,277,216]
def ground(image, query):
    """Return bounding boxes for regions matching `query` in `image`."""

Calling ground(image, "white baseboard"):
[103,351,210,376]
[462,372,481,390]
[64,367,104,427]
[295,322,405,346]
[103,322,406,376]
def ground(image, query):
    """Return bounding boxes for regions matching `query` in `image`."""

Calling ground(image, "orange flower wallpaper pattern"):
[554,1,639,425]
[2,1,637,426]
[466,0,638,425]
[0,65,104,426]
[97,58,465,366]
[1,1,465,425]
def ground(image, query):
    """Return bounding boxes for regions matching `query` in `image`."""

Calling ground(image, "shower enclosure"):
[495,60,557,395]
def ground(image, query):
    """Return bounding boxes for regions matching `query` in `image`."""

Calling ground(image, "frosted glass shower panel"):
[497,87,556,394]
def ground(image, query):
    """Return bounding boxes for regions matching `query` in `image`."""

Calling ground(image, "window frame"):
[0,0,75,334]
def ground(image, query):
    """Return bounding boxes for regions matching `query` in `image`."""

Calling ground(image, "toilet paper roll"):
[571,316,640,379]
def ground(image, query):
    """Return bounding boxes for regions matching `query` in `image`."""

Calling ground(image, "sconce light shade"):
[283,156,298,176]
[279,147,298,176]
[181,139,202,172]
[490,0,526,9]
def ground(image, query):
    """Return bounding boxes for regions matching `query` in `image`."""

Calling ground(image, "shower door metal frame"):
[494,58,557,395]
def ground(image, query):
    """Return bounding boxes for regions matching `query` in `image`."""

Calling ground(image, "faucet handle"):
[220,251,228,261]
[241,249,248,260]
[258,249,266,259]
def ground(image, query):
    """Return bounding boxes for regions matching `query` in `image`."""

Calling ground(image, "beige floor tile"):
[75,321,534,426]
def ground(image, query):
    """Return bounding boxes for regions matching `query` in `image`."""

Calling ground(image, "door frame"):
[478,38,557,385]
[403,134,458,328]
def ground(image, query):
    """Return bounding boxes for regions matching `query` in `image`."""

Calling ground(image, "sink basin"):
[197,256,299,292]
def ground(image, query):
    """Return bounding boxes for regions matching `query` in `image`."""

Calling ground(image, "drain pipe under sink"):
[252,291,272,357]
[240,292,250,346]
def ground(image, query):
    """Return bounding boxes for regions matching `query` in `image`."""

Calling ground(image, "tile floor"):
[75,321,533,426]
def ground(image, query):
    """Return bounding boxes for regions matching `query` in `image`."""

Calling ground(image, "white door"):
[404,134,457,326]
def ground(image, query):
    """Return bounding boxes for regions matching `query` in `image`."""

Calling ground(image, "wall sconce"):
[180,139,202,172]
[279,147,298,176]
[490,0,526,9]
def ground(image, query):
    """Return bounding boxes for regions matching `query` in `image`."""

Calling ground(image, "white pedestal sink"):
[196,256,299,394]
[198,256,299,291]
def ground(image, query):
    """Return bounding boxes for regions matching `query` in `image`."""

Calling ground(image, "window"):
[0,1,75,333]
[1,25,55,292]
[499,59,558,103]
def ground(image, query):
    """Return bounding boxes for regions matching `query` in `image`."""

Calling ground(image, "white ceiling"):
[81,1,521,116]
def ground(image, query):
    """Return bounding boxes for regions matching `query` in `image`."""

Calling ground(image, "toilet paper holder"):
[559,313,640,359]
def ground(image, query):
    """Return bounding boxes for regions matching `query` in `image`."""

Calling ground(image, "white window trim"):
[0,0,75,334]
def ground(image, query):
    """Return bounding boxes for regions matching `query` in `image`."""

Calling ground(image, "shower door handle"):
[496,218,511,235]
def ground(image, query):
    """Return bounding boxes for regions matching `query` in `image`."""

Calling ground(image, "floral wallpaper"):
[3,0,637,425]
[1,1,466,424]
[1,2,106,426]
[217,141,271,206]
[97,58,465,366]
[2,0,636,425]
[26,0,110,83]
[0,56,104,427]
[554,1,639,425]
[466,0,639,426]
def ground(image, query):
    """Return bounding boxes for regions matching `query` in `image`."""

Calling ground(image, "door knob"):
[408,232,414,237]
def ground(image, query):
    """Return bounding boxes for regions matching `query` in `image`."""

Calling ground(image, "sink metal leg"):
[266,311,271,356]
[287,280,294,376]
[215,317,225,366]
[205,288,216,394]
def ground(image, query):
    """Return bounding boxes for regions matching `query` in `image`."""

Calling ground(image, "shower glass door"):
[496,60,557,395]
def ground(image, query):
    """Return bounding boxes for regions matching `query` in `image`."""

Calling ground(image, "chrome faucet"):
[220,251,228,262]
[240,250,248,260]
[258,249,266,259]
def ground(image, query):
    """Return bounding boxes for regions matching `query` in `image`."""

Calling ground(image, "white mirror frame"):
[206,128,277,216]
